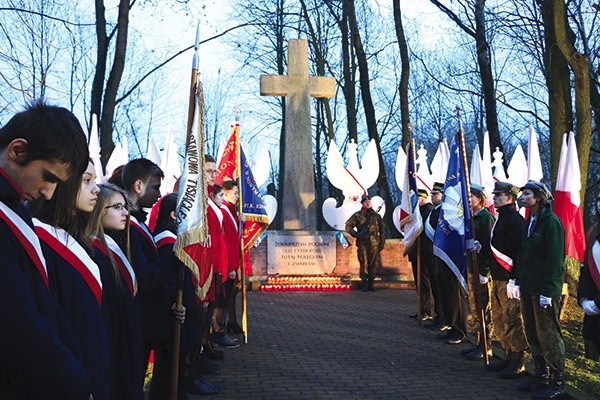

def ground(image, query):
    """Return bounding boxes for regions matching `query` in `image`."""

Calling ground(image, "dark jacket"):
[578,225,600,345]
[128,209,176,342]
[516,202,565,297]
[469,207,495,277]
[0,170,90,399]
[409,202,434,263]
[490,204,526,281]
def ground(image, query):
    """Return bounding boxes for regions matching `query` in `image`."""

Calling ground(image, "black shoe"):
[409,314,418,319]
[213,335,240,348]
[517,378,548,393]
[187,378,220,395]
[446,334,466,345]
[486,357,510,372]
[498,362,526,379]
[203,341,224,361]
[421,315,434,322]
[465,348,489,361]
[460,345,477,356]
[227,322,243,334]
[437,332,452,340]
[531,369,564,399]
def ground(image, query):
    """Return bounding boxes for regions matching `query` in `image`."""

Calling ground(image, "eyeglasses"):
[104,203,129,212]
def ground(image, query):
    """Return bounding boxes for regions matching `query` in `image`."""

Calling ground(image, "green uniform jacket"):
[516,202,565,298]
[468,207,495,277]
[345,208,386,249]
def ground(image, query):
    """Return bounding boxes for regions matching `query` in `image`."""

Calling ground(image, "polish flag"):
[554,132,585,261]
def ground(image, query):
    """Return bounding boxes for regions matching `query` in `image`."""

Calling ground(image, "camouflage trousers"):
[467,271,493,345]
[356,237,380,281]
[521,294,565,371]
[490,280,528,353]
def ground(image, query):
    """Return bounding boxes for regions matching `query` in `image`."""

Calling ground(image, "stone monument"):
[260,39,336,230]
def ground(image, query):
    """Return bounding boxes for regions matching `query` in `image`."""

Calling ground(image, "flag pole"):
[170,23,200,400]
[455,107,489,365]
[409,136,423,326]
[235,114,249,344]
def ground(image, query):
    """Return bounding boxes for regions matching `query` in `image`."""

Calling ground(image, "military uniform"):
[345,197,385,291]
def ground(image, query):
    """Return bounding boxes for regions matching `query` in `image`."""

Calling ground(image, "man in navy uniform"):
[0,102,92,399]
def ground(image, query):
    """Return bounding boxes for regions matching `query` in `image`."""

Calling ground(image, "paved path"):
[190,289,540,400]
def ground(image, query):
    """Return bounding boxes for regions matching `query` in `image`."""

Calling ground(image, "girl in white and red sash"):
[86,183,144,400]
[29,160,111,400]
[578,191,600,361]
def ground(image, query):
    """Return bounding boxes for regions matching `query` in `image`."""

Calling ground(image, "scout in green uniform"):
[517,181,566,399]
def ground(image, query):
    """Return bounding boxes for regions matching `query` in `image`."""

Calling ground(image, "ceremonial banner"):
[175,81,210,301]
[433,132,473,292]
[554,132,585,261]
[216,123,270,254]
[399,139,422,256]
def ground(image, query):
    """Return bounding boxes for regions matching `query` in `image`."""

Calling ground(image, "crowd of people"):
[0,102,245,399]
[0,102,598,400]
[409,179,600,400]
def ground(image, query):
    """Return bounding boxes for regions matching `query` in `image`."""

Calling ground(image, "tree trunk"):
[474,0,502,158]
[551,0,592,196]
[347,0,394,233]
[540,0,573,186]
[393,0,411,148]
[273,0,286,230]
[91,0,111,168]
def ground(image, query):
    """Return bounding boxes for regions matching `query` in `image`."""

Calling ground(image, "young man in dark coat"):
[345,194,386,291]
[0,102,92,399]
[486,181,528,378]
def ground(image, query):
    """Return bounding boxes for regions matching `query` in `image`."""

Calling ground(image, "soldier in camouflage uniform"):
[345,195,386,291]
[516,181,566,399]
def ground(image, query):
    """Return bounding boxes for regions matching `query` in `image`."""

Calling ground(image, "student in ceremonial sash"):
[87,183,144,400]
[151,193,220,398]
[578,190,600,361]
[222,179,247,334]
[486,181,528,378]
[208,184,238,349]
[29,160,110,399]
[0,102,92,399]
[109,158,178,376]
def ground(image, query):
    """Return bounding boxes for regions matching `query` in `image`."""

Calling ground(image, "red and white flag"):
[554,132,585,261]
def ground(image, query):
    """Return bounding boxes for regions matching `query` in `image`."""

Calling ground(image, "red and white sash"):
[94,236,137,297]
[208,199,223,226]
[490,219,513,272]
[588,240,600,291]
[130,216,157,250]
[0,201,48,289]
[34,220,102,304]
[222,205,240,234]
[154,230,176,249]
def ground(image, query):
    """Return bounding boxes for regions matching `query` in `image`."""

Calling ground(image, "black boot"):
[360,279,368,292]
[486,350,512,372]
[518,357,549,392]
[499,350,526,379]
[367,278,376,291]
[531,368,565,399]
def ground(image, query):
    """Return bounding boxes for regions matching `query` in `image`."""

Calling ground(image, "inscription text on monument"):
[267,231,336,275]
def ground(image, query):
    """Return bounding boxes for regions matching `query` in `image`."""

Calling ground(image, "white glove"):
[479,274,489,284]
[506,279,521,300]
[539,295,552,309]
[467,240,482,253]
[581,299,600,316]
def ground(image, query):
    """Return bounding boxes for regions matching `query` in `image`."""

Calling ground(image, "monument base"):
[249,231,413,290]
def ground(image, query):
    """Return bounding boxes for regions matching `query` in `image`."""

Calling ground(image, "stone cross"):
[260,39,336,230]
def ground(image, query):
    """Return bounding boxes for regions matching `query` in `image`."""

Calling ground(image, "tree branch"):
[0,7,94,26]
